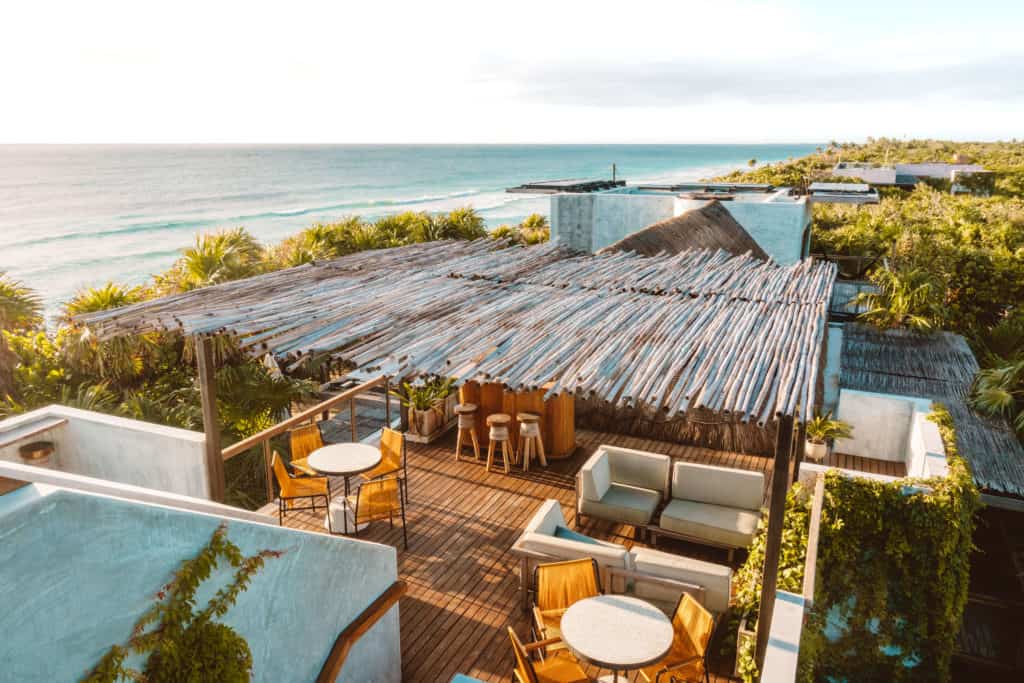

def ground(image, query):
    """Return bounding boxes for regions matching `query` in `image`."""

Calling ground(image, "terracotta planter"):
[805,439,827,462]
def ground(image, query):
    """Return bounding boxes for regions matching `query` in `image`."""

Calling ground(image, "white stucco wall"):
[550,192,675,251]
[679,197,811,265]
[0,406,209,499]
[833,390,941,470]
[760,590,806,682]
[822,323,844,411]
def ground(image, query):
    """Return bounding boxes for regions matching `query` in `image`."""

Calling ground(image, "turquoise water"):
[0,144,816,314]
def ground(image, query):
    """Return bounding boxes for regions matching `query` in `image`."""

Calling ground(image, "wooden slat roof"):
[841,323,1024,500]
[78,240,836,423]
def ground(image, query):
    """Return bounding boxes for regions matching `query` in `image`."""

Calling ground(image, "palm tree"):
[158,227,264,292]
[853,267,940,331]
[0,272,43,399]
[971,360,1024,434]
[59,283,150,384]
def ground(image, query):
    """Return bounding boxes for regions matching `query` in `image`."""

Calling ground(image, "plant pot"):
[409,407,439,437]
[19,441,54,467]
[735,614,757,677]
[805,439,827,462]
[443,393,457,422]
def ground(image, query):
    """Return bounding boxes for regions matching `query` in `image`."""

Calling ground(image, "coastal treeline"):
[0,208,548,507]
[718,138,1024,436]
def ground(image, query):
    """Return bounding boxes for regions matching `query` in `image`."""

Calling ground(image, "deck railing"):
[221,375,391,505]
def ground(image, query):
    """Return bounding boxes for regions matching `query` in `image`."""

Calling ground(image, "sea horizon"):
[0,143,817,316]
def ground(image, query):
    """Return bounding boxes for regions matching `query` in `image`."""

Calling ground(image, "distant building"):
[807,182,880,205]
[832,161,989,193]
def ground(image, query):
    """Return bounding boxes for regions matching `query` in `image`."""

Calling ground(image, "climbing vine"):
[799,404,979,681]
[84,523,282,683]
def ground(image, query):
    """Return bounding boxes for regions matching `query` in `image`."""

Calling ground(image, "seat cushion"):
[579,483,660,527]
[659,499,759,549]
[632,547,733,614]
[519,531,632,570]
[580,451,611,501]
[671,461,764,511]
[604,446,672,496]
[553,525,600,545]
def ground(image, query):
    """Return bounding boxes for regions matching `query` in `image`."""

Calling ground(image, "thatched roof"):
[79,239,836,423]
[841,323,1024,500]
[598,200,768,259]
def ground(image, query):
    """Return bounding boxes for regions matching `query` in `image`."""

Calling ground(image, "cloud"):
[483,55,1024,108]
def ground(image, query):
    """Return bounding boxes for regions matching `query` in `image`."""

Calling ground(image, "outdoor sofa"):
[575,445,672,529]
[652,460,765,561]
[511,499,732,615]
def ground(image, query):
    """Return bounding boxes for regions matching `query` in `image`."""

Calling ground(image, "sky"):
[2,0,1021,143]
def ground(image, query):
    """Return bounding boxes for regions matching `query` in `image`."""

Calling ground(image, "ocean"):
[0,144,816,315]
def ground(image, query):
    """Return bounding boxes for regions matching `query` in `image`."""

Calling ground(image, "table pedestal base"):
[325,499,370,534]
[596,675,624,683]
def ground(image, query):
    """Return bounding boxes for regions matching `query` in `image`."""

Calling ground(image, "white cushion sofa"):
[654,460,765,560]
[576,445,672,529]
[511,499,732,615]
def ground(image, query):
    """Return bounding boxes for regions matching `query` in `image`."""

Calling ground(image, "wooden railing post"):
[755,413,796,670]
[262,440,274,506]
[195,336,225,502]
[350,397,357,442]
[384,377,391,426]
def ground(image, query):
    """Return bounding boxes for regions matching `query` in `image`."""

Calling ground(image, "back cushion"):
[606,447,671,495]
[581,452,611,501]
[519,531,630,570]
[524,499,567,536]
[671,461,764,510]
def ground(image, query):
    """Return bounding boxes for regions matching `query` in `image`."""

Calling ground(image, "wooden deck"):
[264,429,901,682]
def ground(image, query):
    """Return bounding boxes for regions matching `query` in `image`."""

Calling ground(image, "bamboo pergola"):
[79,240,836,425]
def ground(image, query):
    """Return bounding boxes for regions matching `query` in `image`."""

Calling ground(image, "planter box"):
[735,615,756,677]
[404,394,458,444]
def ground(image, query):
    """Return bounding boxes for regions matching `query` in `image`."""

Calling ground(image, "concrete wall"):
[760,590,806,682]
[0,484,400,683]
[832,390,944,474]
[551,192,675,251]
[687,197,811,265]
[822,323,844,411]
[0,406,209,499]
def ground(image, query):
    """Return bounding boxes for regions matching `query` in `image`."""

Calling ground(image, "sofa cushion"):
[659,499,759,548]
[580,483,660,526]
[524,499,568,536]
[671,461,764,511]
[519,531,632,570]
[553,526,600,545]
[580,452,611,501]
[604,446,671,497]
[632,547,732,614]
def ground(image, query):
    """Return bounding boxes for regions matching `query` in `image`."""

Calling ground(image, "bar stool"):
[454,403,481,462]
[516,412,547,472]
[485,413,515,474]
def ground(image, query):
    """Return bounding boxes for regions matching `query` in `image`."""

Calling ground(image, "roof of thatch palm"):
[841,323,1024,500]
[78,239,837,423]
[598,200,769,260]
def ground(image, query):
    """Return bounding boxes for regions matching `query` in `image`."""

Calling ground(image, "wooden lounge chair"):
[271,450,331,530]
[532,558,601,654]
[638,593,716,683]
[508,627,588,683]
[349,476,408,550]
[361,427,408,503]
[288,422,324,476]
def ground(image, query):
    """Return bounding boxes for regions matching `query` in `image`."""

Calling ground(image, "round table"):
[560,595,673,682]
[307,443,382,534]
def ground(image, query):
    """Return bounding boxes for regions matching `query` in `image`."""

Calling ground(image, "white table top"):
[560,595,673,671]
[306,443,381,476]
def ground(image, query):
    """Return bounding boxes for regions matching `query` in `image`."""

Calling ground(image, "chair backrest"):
[534,558,601,612]
[379,427,405,473]
[665,593,715,670]
[671,460,764,511]
[507,627,539,683]
[354,477,402,525]
[290,423,324,460]
[271,451,297,498]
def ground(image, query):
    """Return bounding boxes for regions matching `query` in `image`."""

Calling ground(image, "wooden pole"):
[384,377,391,426]
[195,336,225,502]
[350,397,358,442]
[755,413,796,670]
[262,440,274,505]
[791,421,806,485]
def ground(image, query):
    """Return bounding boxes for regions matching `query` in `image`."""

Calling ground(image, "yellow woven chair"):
[349,476,408,549]
[508,627,588,683]
[638,592,715,683]
[532,558,601,654]
[361,428,408,503]
[288,422,324,476]
[271,450,331,530]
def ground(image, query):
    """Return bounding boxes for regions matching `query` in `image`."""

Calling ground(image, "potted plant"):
[805,411,853,462]
[391,377,455,438]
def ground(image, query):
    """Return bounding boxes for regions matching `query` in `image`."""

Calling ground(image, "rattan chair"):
[288,422,324,476]
[638,592,716,683]
[508,627,588,683]
[531,558,601,654]
[271,450,331,531]
[349,475,408,549]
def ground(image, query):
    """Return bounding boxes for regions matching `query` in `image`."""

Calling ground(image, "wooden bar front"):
[458,381,576,459]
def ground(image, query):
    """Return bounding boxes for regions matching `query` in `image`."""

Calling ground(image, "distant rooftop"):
[807,182,880,205]
[506,177,626,194]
